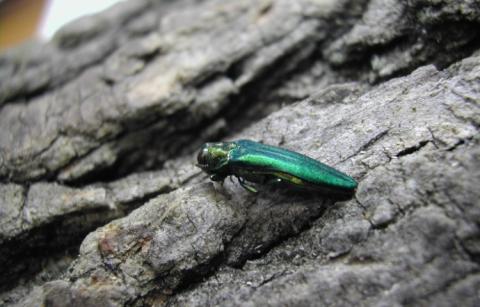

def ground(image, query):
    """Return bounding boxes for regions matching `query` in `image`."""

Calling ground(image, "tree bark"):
[0,0,479,306]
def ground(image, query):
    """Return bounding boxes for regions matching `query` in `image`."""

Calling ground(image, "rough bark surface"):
[0,0,479,306]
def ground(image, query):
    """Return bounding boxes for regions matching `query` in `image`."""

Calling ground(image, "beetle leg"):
[237,176,258,193]
[267,177,282,185]
[210,174,225,182]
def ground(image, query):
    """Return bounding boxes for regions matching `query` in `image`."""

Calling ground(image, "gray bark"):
[0,0,479,306]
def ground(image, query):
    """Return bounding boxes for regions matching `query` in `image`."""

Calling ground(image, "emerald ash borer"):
[196,139,357,197]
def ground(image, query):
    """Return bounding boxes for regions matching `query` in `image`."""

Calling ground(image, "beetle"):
[196,139,357,197]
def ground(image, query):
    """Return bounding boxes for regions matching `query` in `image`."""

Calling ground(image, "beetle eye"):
[197,147,209,167]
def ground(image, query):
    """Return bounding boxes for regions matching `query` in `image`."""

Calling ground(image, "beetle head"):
[196,142,235,173]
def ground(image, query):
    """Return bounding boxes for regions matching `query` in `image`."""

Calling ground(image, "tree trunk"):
[0,0,479,306]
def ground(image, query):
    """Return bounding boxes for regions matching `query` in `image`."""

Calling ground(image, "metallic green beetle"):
[196,139,357,196]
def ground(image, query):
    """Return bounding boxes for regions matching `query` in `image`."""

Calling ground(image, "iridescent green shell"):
[229,140,357,191]
[197,139,357,195]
